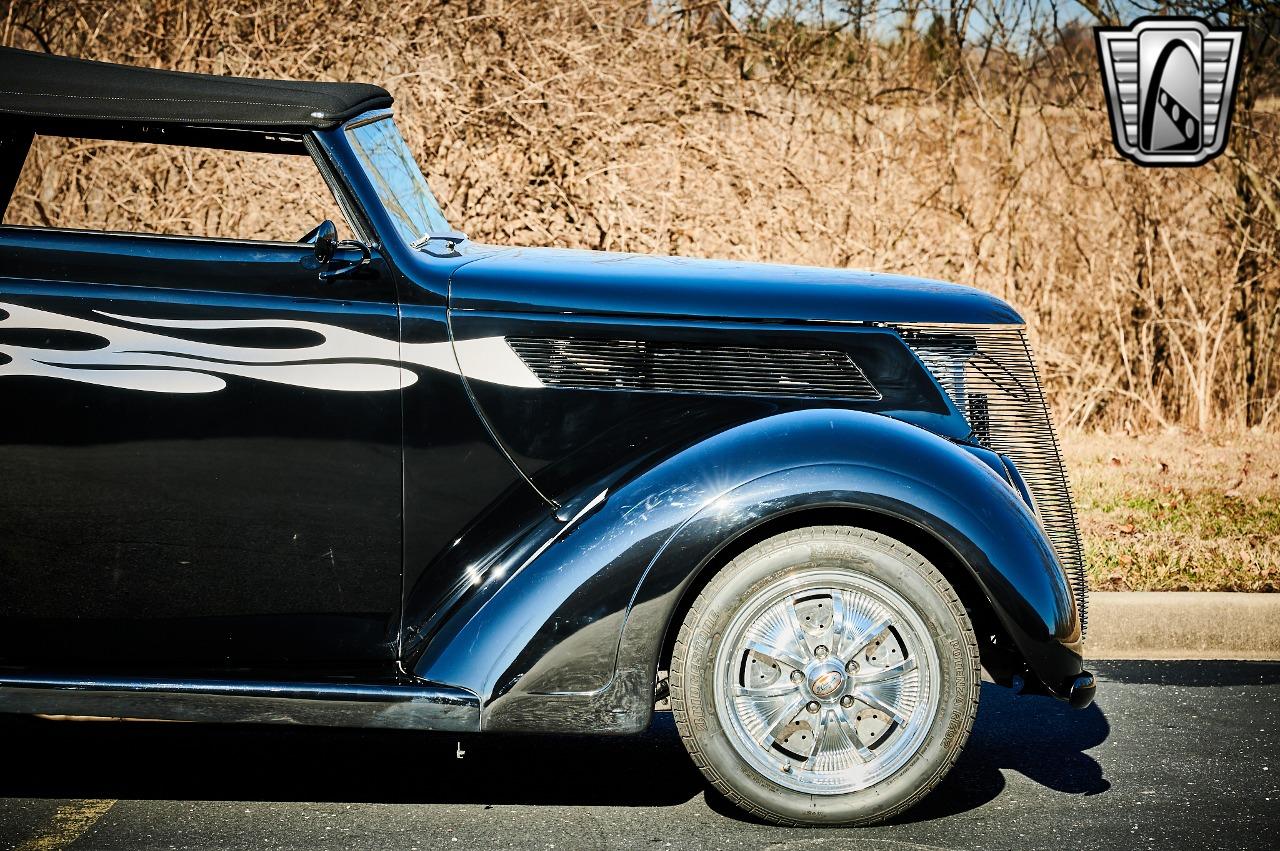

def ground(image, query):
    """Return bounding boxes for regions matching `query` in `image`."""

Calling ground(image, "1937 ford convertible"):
[0,47,1093,826]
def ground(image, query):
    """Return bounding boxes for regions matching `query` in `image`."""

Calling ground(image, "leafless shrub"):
[2,0,1276,431]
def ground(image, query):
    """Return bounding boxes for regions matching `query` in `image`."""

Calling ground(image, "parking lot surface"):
[2,660,1277,850]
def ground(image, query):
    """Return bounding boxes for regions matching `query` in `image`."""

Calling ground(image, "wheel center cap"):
[809,666,845,699]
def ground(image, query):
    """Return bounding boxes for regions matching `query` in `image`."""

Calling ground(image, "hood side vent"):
[507,337,881,401]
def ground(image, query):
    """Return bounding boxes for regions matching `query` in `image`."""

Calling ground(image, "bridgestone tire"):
[670,526,980,826]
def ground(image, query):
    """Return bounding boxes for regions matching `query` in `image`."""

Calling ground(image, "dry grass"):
[1065,430,1280,591]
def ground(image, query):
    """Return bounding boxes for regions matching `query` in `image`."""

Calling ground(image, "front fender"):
[413,409,1081,732]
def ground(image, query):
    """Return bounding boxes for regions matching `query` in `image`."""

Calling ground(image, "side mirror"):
[312,220,339,265]
[301,219,371,281]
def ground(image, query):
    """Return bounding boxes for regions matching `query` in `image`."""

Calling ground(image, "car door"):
[0,142,404,673]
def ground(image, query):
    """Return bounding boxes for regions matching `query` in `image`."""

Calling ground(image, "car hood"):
[448,245,1022,326]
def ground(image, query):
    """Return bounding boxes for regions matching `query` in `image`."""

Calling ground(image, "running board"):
[0,674,479,731]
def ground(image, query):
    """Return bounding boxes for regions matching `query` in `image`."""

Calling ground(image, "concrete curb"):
[1084,591,1280,660]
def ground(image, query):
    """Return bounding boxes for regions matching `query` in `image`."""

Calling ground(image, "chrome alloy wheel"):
[712,568,941,794]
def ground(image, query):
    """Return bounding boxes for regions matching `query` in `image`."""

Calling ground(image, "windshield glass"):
[345,116,450,246]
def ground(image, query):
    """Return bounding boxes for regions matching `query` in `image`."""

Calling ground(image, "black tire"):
[670,525,980,826]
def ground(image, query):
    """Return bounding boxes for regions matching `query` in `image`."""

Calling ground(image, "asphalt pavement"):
[1,660,1277,850]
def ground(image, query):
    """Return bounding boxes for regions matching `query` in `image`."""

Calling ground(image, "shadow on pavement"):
[1,709,702,807]
[891,682,1111,823]
[1,681,1108,814]
[703,681,1111,824]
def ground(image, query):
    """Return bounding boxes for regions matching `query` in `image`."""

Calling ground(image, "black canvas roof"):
[0,47,392,131]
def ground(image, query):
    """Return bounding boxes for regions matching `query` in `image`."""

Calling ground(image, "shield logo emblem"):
[1095,17,1244,167]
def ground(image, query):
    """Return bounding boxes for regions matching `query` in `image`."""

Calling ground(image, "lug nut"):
[840,695,855,708]
[790,671,804,684]
[845,660,859,674]
[806,701,820,714]
[814,645,829,659]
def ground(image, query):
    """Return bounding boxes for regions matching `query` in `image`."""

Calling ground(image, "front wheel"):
[670,526,980,826]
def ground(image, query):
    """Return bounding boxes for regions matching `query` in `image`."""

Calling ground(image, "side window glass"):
[2,135,351,242]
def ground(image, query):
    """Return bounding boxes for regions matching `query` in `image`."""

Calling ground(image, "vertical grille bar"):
[895,324,1088,637]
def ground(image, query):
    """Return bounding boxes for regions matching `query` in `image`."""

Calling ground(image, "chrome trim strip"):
[340,108,395,132]
[875,321,1027,332]
[0,675,480,731]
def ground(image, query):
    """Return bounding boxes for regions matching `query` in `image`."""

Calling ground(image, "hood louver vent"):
[507,338,881,401]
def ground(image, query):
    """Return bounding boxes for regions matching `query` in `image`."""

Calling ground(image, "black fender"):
[412,408,1082,733]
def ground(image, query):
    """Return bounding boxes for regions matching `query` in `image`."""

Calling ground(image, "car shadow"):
[890,682,1110,823]
[0,709,703,807]
[702,681,1111,824]
[1,681,1107,815]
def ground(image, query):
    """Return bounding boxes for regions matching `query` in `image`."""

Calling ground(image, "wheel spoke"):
[803,706,874,769]
[829,590,847,656]
[801,708,832,770]
[844,614,892,660]
[743,639,807,673]
[831,706,875,762]
[856,689,910,728]
[761,693,809,748]
[854,655,917,685]
[733,682,800,699]
[782,596,817,658]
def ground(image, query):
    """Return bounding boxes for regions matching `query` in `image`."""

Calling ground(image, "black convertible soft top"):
[0,47,392,131]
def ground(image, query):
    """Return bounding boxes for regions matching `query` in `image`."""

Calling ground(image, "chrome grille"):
[508,338,881,400]
[895,324,1088,636]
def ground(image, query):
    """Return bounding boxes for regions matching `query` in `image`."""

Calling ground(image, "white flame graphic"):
[0,302,542,394]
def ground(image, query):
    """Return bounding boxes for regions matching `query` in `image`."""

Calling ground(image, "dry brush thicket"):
[3,0,1278,431]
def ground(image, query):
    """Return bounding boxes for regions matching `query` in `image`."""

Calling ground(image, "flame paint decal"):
[0,302,543,394]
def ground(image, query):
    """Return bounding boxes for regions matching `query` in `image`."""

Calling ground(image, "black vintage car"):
[0,48,1092,826]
